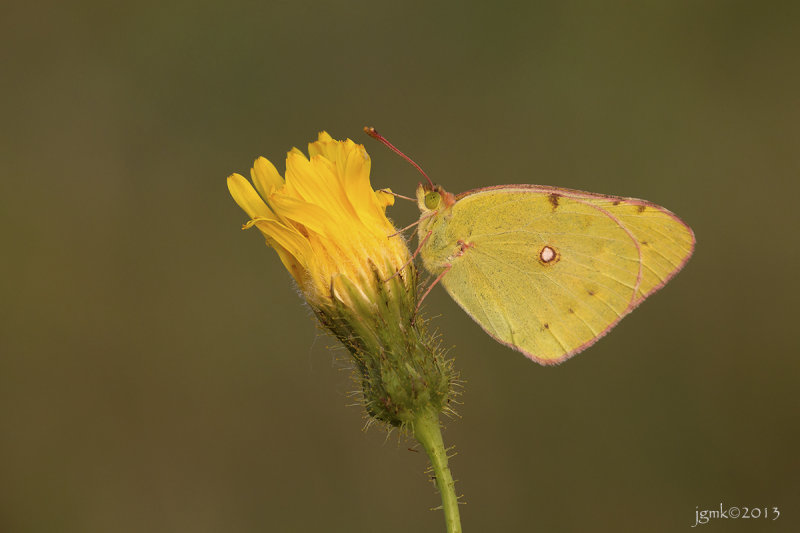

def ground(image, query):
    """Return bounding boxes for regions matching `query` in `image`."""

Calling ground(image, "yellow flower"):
[227,131,411,308]
[227,130,455,434]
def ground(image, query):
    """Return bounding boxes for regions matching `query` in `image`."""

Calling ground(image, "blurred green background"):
[2,1,798,532]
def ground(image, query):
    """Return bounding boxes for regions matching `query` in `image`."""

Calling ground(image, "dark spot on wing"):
[568,308,575,314]
[538,245,560,265]
[548,193,560,210]
[640,240,649,246]
[612,200,621,206]
[543,323,550,329]
[636,204,646,213]
[587,289,596,296]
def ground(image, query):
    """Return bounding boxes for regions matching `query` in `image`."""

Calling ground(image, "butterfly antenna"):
[364,126,434,188]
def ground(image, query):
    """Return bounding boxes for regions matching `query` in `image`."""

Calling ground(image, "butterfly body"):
[415,183,695,365]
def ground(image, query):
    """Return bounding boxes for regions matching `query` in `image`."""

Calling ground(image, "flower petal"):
[273,246,308,287]
[307,131,335,159]
[285,151,354,222]
[227,174,274,220]
[375,189,395,209]
[250,217,313,266]
[342,144,384,225]
[250,157,284,200]
[268,194,347,238]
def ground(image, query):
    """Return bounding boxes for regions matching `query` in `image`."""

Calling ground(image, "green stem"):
[413,409,462,533]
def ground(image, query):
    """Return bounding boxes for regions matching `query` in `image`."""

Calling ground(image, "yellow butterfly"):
[368,128,695,365]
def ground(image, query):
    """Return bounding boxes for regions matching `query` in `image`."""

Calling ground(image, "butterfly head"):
[416,183,455,214]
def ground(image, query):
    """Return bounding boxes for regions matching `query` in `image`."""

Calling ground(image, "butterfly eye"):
[424,192,441,210]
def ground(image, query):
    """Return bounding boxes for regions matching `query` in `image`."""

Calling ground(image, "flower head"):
[227,132,412,309]
[227,131,454,429]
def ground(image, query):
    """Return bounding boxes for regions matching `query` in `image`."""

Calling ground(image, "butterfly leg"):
[413,240,474,316]
[385,229,433,282]
[389,211,436,238]
[415,263,452,316]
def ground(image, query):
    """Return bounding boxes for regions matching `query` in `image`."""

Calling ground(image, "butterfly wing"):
[420,186,694,364]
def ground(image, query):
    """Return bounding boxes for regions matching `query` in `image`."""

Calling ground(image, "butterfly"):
[367,128,695,365]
